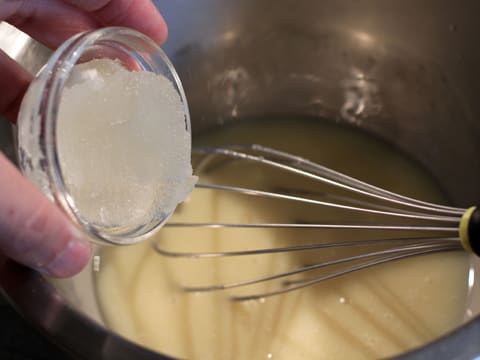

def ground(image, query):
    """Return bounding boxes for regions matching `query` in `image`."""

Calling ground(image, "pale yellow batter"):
[96,120,469,359]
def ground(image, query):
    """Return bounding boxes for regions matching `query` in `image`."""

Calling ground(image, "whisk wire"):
[180,241,461,301]
[191,183,460,223]
[231,244,462,301]
[194,145,465,216]
[154,236,460,259]
[155,145,479,301]
[243,145,465,213]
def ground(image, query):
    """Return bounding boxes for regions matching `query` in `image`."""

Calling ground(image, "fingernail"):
[42,230,92,278]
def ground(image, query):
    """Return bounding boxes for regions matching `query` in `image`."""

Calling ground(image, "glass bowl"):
[16,27,191,245]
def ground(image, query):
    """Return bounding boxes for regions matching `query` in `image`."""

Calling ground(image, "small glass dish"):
[16,27,191,246]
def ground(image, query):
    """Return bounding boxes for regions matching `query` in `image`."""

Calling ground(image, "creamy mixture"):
[96,121,468,359]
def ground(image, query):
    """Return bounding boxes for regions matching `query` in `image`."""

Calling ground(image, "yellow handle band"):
[460,206,477,254]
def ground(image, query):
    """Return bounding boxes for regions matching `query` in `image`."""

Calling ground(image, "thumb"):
[0,152,91,277]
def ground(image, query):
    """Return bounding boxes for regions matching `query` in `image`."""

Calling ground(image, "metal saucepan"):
[1,0,480,358]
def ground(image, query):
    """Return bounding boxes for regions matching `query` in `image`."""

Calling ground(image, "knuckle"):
[93,0,132,25]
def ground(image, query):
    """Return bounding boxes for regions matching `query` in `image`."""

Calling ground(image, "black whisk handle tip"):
[460,206,480,256]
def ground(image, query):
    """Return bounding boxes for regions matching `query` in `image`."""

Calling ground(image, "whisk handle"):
[460,206,480,255]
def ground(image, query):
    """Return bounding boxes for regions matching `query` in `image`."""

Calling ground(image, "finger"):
[0,153,92,277]
[0,50,32,123]
[1,0,98,49]
[63,0,168,43]
[1,0,167,54]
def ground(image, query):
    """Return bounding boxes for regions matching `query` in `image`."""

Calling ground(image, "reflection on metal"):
[210,67,255,120]
[0,21,50,74]
[221,30,237,42]
[469,266,476,289]
[0,22,30,59]
[352,30,375,47]
[341,68,381,124]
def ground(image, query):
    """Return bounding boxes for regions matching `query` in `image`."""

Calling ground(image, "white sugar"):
[57,59,197,236]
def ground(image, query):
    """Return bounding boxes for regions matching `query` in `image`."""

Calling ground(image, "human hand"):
[0,0,168,277]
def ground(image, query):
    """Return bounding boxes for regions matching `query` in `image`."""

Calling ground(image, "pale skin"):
[0,0,168,277]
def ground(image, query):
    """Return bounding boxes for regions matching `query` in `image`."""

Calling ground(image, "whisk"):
[154,144,480,301]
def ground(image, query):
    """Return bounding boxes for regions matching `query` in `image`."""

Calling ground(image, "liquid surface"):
[57,59,196,238]
[96,120,468,359]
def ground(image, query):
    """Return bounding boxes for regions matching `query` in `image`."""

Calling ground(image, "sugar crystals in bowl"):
[17,27,197,245]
